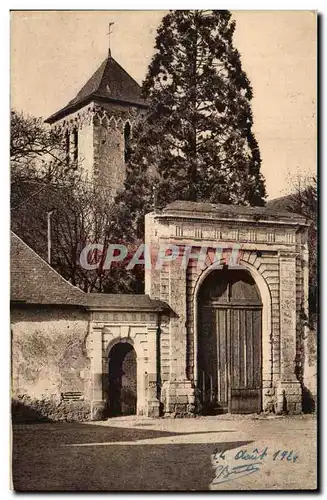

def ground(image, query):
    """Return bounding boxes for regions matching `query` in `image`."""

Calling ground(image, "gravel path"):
[12,414,317,491]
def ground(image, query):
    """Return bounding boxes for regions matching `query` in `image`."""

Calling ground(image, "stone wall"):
[92,102,145,200]
[51,105,95,181]
[93,115,126,201]
[78,121,94,179]
[11,306,91,422]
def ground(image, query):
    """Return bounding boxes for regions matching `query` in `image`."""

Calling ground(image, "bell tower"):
[45,49,148,201]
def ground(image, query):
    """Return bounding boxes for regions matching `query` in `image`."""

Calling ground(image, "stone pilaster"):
[276,252,302,414]
[90,328,106,420]
[145,326,160,417]
[162,259,195,416]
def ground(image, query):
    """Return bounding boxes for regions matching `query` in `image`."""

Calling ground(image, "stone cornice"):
[51,102,140,132]
[150,222,301,247]
[153,213,308,228]
[278,251,298,259]
[45,93,148,124]
[89,310,170,325]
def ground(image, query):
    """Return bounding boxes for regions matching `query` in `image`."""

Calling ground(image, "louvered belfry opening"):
[197,268,262,414]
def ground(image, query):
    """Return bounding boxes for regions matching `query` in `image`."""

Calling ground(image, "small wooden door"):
[198,269,262,414]
[108,343,137,416]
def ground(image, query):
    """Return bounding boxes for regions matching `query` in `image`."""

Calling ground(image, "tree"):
[290,176,317,320]
[268,175,317,320]
[11,109,77,216]
[112,135,154,242]
[12,171,146,293]
[10,110,69,180]
[116,9,266,238]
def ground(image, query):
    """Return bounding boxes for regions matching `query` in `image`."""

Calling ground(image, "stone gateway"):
[11,199,310,421]
[144,201,309,417]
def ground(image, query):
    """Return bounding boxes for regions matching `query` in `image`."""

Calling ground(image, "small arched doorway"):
[197,267,262,414]
[108,342,137,417]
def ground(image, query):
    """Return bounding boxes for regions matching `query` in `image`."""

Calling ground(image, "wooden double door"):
[197,269,262,414]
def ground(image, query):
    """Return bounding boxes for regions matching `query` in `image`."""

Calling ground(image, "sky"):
[10,10,317,200]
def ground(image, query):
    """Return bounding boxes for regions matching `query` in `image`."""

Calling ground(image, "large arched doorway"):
[197,267,262,414]
[108,342,137,417]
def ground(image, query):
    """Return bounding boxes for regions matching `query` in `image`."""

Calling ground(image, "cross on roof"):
[107,22,115,57]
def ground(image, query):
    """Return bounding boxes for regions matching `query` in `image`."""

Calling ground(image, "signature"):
[212,462,261,485]
[211,447,299,486]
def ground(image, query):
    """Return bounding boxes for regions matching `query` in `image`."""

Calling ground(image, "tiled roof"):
[10,232,87,306]
[161,200,308,225]
[10,232,168,312]
[45,55,148,124]
[86,293,169,312]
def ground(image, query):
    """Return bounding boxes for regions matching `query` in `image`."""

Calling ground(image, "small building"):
[11,198,311,420]
[11,232,168,421]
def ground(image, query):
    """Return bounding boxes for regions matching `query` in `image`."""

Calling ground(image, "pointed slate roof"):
[45,55,148,124]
